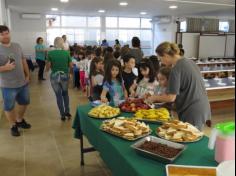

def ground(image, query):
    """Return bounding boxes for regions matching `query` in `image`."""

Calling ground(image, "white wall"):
[153,18,177,50]
[0,0,7,25]
[182,33,200,58]
[10,10,46,58]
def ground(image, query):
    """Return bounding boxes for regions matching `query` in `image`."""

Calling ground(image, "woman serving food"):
[146,42,211,130]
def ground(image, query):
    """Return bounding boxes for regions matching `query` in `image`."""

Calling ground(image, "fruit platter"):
[119,98,150,113]
[88,104,120,119]
[100,117,152,141]
[134,108,171,123]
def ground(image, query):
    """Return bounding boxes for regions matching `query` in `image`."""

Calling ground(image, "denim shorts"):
[1,84,30,111]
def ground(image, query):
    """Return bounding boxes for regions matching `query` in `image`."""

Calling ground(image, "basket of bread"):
[156,120,204,143]
[134,108,171,123]
[100,117,152,140]
[88,104,120,119]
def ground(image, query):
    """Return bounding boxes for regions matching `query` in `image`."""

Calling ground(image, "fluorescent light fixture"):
[51,8,58,11]
[98,10,106,13]
[165,0,235,7]
[120,2,128,6]
[169,5,178,9]
[140,12,147,15]
[60,0,69,3]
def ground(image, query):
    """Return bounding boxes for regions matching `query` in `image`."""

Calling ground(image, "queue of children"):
[69,40,172,108]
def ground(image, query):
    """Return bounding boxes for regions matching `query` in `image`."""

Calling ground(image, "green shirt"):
[47,50,72,74]
[35,44,46,61]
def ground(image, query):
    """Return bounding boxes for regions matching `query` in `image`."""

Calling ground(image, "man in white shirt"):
[62,35,69,51]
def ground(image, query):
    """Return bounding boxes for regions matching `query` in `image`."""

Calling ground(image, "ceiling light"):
[51,8,58,11]
[120,2,128,6]
[140,12,147,15]
[165,0,235,7]
[60,0,69,3]
[169,5,178,9]
[98,10,106,13]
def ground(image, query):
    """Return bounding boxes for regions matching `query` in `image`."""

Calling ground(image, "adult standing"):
[35,37,47,80]
[0,25,31,137]
[101,39,109,48]
[147,42,211,130]
[46,37,73,121]
[62,35,70,51]
[114,39,121,49]
[129,37,144,65]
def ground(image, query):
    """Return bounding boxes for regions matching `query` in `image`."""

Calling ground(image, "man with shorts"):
[0,25,31,137]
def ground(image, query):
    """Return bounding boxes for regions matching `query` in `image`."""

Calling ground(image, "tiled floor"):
[0,70,234,176]
[0,71,112,176]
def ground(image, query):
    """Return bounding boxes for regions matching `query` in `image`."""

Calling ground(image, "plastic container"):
[217,160,235,176]
[208,122,235,163]
[113,93,120,107]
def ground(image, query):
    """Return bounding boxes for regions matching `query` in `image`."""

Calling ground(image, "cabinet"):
[195,57,235,91]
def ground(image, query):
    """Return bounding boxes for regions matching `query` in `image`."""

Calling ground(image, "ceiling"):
[6,0,235,18]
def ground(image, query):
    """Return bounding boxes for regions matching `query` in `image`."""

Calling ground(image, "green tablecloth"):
[72,104,218,176]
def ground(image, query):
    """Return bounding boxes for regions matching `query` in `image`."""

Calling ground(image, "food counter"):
[72,104,218,176]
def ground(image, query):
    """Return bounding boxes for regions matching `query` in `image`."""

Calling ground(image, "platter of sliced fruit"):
[119,98,150,113]
[134,108,171,123]
[88,104,121,119]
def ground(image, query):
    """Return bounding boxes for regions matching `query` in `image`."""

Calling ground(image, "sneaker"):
[88,96,93,102]
[61,116,66,121]
[64,113,72,120]
[11,125,20,137]
[16,119,31,129]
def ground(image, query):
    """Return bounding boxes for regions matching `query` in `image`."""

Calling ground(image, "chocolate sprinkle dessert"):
[139,141,182,158]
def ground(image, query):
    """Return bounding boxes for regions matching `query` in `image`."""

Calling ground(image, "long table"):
[72,104,218,176]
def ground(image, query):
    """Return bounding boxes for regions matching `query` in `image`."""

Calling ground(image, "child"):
[77,51,88,91]
[130,58,158,98]
[71,51,80,89]
[101,59,128,105]
[149,55,160,75]
[122,54,137,95]
[85,50,96,97]
[155,67,171,95]
[89,57,104,101]
[147,67,172,112]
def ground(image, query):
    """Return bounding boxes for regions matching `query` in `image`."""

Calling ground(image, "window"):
[46,15,153,55]
[119,30,141,43]
[106,29,119,46]
[46,28,61,45]
[85,29,100,45]
[61,16,86,27]
[141,18,152,28]
[88,17,101,27]
[106,17,118,28]
[180,21,187,32]
[219,21,229,32]
[140,30,152,56]
[46,15,60,27]
[46,15,101,46]
[119,18,140,28]
[61,28,75,44]
[74,29,85,45]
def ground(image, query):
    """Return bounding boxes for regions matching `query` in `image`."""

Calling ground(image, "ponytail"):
[156,42,180,57]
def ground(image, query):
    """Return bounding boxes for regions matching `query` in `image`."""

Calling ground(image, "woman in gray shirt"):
[147,42,211,130]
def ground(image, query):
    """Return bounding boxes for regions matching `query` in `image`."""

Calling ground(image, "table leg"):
[80,131,96,166]
[80,134,85,166]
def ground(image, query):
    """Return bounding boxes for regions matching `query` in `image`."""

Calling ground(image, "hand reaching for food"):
[101,97,108,103]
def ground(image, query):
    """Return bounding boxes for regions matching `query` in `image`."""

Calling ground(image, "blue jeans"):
[50,73,70,117]
[1,84,30,111]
